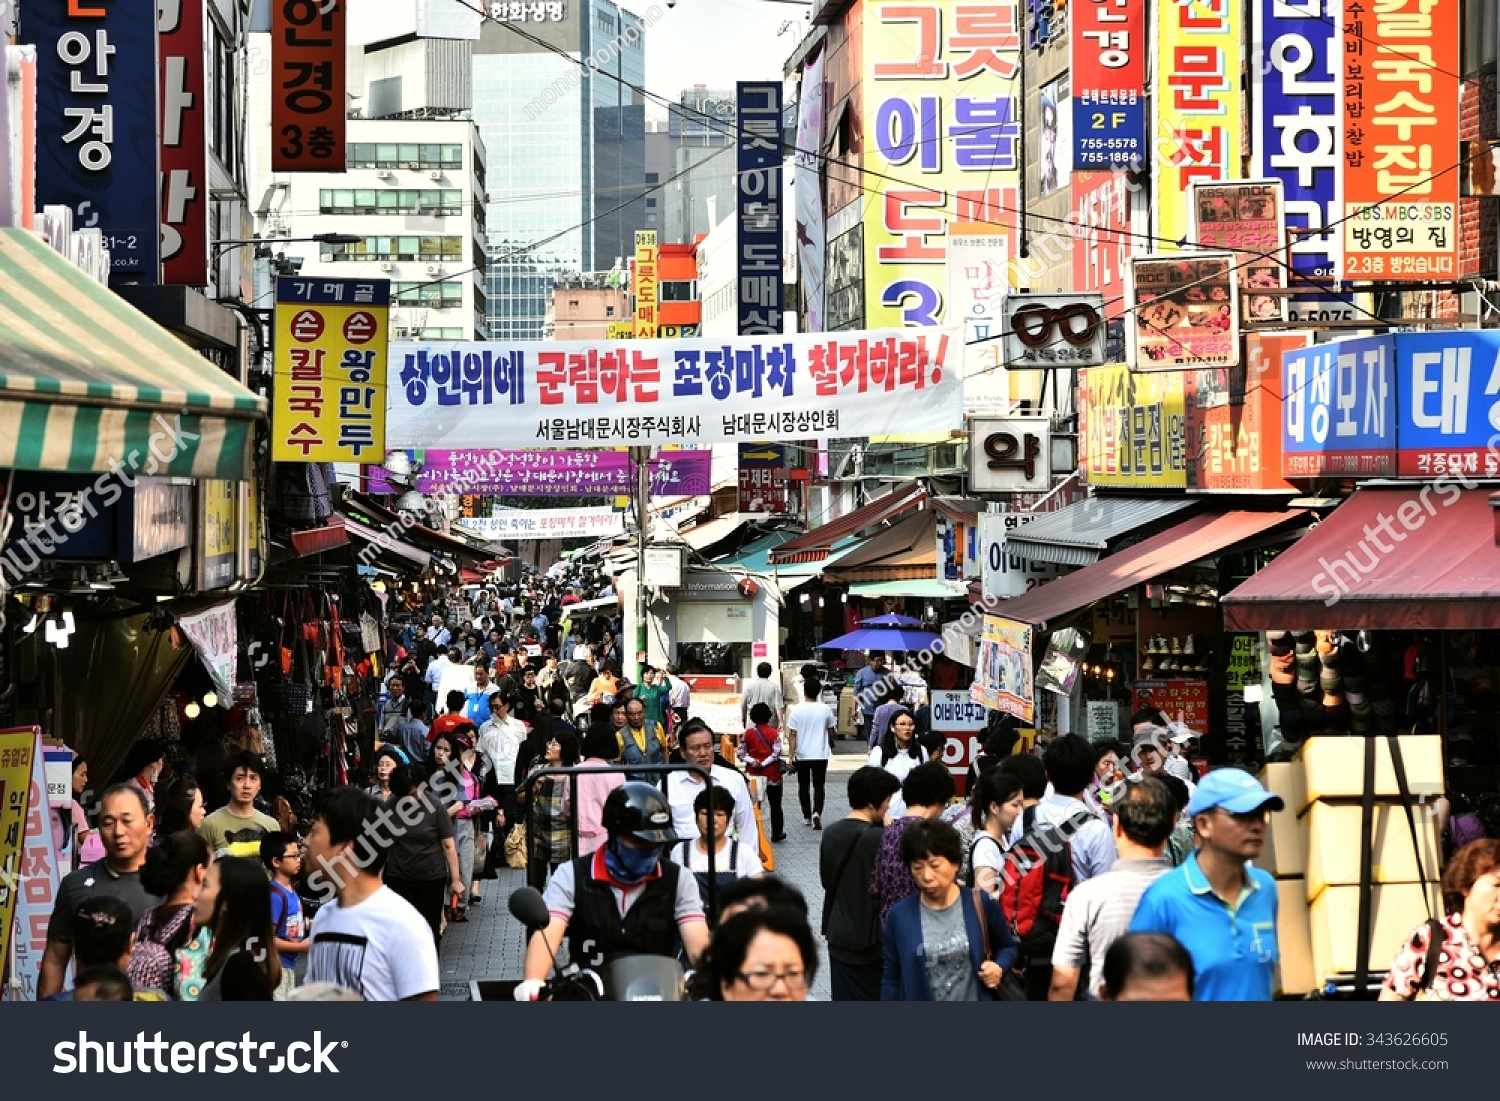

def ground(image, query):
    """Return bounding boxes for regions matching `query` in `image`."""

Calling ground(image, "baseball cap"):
[1166,720,1199,745]
[1131,725,1170,752]
[1186,768,1286,818]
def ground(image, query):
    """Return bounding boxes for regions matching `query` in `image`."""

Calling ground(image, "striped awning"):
[0,229,265,479]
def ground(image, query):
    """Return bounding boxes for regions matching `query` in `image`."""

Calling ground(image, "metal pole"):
[635,445,650,684]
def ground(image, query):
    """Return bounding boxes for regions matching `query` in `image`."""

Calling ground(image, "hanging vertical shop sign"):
[1152,0,1242,251]
[973,615,1033,722]
[1128,253,1240,370]
[863,0,1022,328]
[272,277,390,462]
[197,478,239,590]
[1281,335,1397,477]
[794,49,826,332]
[159,0,207,285]
[1341,0,1459,279]
[271,0,346,171]
[0,728,39,995]
[738,442,788,514]
[737,81,783,335]
[1072,170,1133,320]
[1190,179,1287,324]
[1252,0,1346,307]
[29,0,162,284]
[1071,0,1147,167]
[946,225,1010,376]
[633,230,658,338]
[1186,332,1306,492]
[1079,365,1189,488]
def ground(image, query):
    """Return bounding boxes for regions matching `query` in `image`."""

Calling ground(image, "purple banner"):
[409,450,712,497]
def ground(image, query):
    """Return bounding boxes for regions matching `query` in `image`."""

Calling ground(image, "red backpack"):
[997,809,1093,967]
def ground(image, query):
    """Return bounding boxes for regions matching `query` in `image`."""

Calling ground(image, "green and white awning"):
[0,229,265,479]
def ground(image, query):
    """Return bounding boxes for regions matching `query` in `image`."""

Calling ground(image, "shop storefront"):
[624,567,781,683]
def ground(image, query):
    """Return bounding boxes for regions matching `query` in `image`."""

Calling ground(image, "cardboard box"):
[1303,800,1443,903]
[1300,736,1444,809]
[1255,762,1308,878]
[1308,882,1442,980]
[1275,878,1317,997]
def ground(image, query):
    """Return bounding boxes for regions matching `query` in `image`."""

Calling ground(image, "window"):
[605,305,615,317]
[660,280,696,302]
[318,189,463,216]
[347,143,465,169]
[326,236,465,261]
[1463,0,1497,76]
[392,281,465,308]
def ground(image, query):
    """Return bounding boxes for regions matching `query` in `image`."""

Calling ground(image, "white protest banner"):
[388,328,963,449]
[465,508,625,541]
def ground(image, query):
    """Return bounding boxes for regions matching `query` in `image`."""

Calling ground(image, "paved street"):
[439,705,868,1001]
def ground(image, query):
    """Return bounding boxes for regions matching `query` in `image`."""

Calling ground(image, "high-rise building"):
[645,87,736,243]
[473,2,648,340]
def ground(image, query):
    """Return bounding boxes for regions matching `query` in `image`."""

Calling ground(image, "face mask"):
[605,838,663,883]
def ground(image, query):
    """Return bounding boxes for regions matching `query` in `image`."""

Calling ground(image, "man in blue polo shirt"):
[1128,768,1284,1001]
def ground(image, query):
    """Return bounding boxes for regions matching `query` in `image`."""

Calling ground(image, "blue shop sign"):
[0,472,120,561]
[1281,336,1397,478]
[1395,331,1500,478]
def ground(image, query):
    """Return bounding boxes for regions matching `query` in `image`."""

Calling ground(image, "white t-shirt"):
[306,885,440,1001]
[868,745,921,818]
[665,767,757,844]
[670,839,764,878]
[969,832,1007,887]
[786,700,835,760]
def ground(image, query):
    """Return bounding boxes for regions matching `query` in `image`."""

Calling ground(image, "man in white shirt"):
[665,725,756,843]
[739,661,785,730]
[665,663,692,729]
[304,787,440,1001]
[423,648,451,709]
[785,677,836,830]
[426,614,451,650]
[479,691,528,797]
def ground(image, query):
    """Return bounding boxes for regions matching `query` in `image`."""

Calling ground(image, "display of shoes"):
[1171,636,1183,655]
[1142,657,1155,673]
[1183,634,1197,656]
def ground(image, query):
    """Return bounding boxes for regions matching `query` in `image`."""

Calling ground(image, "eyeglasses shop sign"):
[1002,293,1107,369]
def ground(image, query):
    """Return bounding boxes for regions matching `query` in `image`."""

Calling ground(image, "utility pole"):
[634,445,651,683]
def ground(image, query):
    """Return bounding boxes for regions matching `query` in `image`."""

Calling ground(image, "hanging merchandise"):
[1036,628,1092,697]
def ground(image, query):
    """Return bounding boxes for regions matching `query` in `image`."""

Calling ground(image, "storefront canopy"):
[769,481,926,565]
[823,510,936,583]
[848,579,970,599]
[994,509,1304,629]
[0,229,264,479]
[1003,495,1199,566]
[1221,487,1500,630]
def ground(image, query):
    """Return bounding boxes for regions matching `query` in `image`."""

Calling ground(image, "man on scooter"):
[515,783,709,1000]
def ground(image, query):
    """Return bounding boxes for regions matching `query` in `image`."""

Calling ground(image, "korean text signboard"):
[159,0,207,285]
[973,616,1033,723]
[415,449,712,496]
[1072,170,1133,321]
[945,227,1009,373]
[1128,253,1240,370]
[1281,335,1397,477]
[1153,0,1242,251]
[795,49,826,332]
[737,82,783,335]
[272,0,346,172]
[970,416,1051,494]
[738,442,788,514]
[0,728,39,994]
[1186,333,1305,492]
[1252,1,1342,291]
[1133,679,1208,732]
[1002,293,1106,370]
[465,508,625,542]
[29,0,161,283]
[1190,180,1287,324]
[863,0,1021,328]
[273,277,390,463]
[388,328,963,448]
[14,728,59,1002]
[1080,365,1188,488]
[1071,0,1146,167]
[633,230,658,338]
[979,512,1069,600]
[1394,331,1500,478]
[1342,0,1459,280]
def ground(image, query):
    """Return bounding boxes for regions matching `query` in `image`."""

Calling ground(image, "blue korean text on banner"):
[1394,331,1500,479]
[28,1,162,284]
[737,81,784,336]
[1281,336,1397,479]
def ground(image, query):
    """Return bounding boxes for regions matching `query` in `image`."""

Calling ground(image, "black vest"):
[567,855,681,968]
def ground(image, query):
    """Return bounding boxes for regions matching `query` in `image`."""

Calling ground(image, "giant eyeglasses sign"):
[969,416,1052,493]
[1002,293,1107,369]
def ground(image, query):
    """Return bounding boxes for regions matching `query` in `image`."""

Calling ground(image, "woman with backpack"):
[882,819,1018,1001]
[869,708,924,818]
[967,770,1027,897]
[128,831,211,997]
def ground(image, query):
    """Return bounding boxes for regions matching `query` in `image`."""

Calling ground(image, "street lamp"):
[211,232,363,266]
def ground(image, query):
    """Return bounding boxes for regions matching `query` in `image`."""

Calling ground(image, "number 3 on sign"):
[882,280,941,327]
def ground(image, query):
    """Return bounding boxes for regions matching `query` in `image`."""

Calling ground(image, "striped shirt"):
[1051,857,1172,998]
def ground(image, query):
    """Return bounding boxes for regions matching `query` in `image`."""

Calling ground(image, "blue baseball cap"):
[1186,768,1285,818]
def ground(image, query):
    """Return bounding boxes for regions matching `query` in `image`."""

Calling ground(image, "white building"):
[247,36,489,340]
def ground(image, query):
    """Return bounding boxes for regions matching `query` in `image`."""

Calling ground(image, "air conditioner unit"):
[428,170,443,181]
[380,262,395,273]
[320,252,334,262]
[425,264,441,275]
[376,170,392,179]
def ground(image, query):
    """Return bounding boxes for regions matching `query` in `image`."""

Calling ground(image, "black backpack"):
[997,810,1093,966]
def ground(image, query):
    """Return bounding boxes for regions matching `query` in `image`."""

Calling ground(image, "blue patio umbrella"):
[857,613,923,628]
[816,625,938,652]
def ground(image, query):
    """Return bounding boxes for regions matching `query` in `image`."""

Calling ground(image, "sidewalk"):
[437,729,871,1001]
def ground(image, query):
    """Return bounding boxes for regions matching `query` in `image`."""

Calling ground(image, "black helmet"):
[602,782,683,844]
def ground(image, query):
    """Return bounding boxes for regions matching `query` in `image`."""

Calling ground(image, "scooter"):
[508,887,689,1001]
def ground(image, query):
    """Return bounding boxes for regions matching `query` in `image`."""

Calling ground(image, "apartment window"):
[392,281,464,308]
[319,189,463,216]
[326,236,465,261]
[347,143,465,170]
[660,280,695,302]
[605,305,615,317]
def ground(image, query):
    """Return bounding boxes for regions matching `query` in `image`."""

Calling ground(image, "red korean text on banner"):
[160,0,209,284]
[272,0,346,172]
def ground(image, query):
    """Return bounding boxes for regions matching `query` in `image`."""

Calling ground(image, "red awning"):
[991,509,1305,628]
[1221,487,1500,630]
[769,482,926,565]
